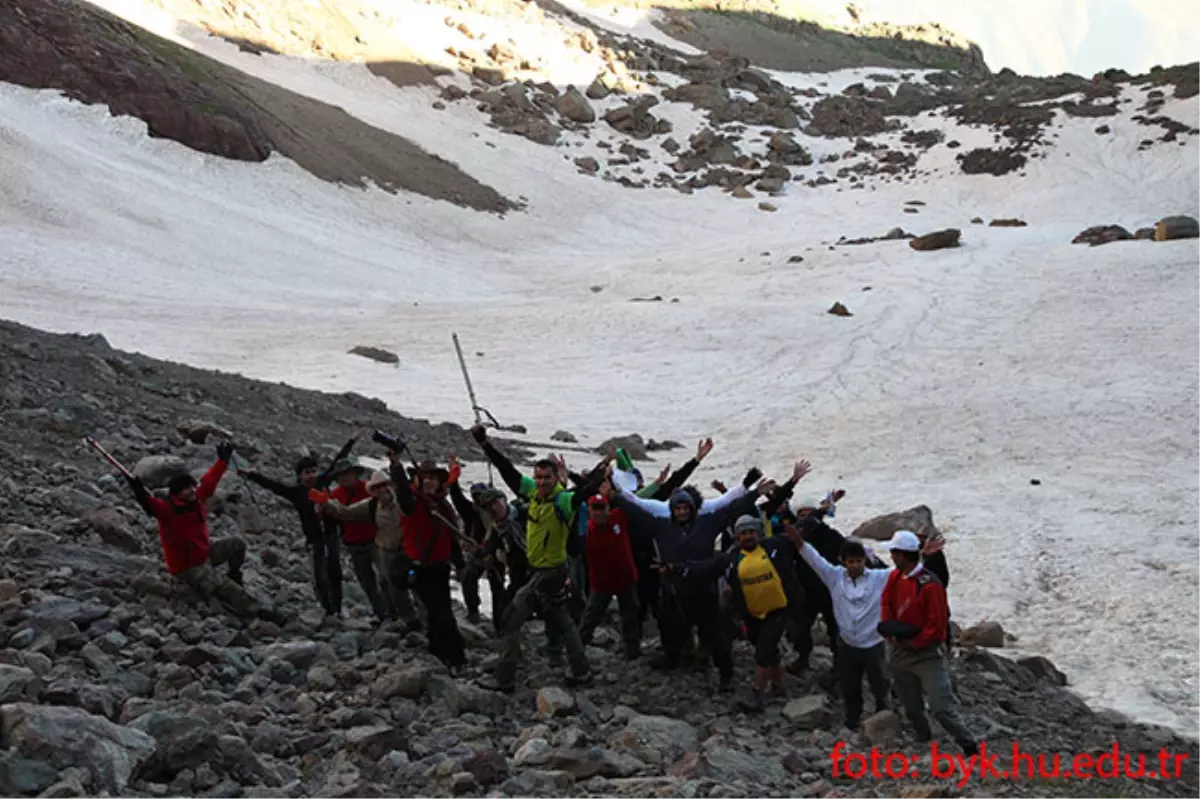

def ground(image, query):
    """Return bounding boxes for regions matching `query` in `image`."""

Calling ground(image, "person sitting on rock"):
[317,468,421,631]
[791,529,892,730]
[577,493,642,660]
[721,512,805,706]
[471,423,606,693]
[240,435,357,618]
[328,459,389,623]
[123,441,283,623]
[878,530,978,757]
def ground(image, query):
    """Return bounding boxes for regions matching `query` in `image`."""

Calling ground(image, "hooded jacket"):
[137,458,228,574]
[586,507,639,595]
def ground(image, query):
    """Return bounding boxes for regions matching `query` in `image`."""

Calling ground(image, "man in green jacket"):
[471,424,606,693]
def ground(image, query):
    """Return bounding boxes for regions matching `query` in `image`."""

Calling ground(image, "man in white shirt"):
[790,529,892,729]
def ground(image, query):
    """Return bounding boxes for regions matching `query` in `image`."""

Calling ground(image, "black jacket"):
[245,437,355,543]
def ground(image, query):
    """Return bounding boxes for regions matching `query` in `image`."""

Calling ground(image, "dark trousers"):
[891,645,975,750]
[345,541,388,621]
[411,563,465,668]
[309,530,342,615]
[790,591,839,669]
[462,556,506,622]
[634,551,659,623]
[498,556,529,631]
[840,640,890,726]
[746,608,789,668]
[578,584,641,655]
[496,564,587,687]
[659,585,732,679]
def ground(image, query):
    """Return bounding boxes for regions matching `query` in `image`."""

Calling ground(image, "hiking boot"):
[475,674,514,694]
[565,670,593,688]
[624,648,642,661]
[228,570,244,586]
[649,654,679,671]
[547,652,565,668]
[717,672,734,694]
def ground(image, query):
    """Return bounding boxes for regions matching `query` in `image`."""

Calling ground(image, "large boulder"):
[959,621,1005,648]
[1154,215,1199,241]
[132,455,189,489]
[0,749,60,796]
[82,509,144,554]
[127,709,221,779]
[555,86,595,123]
[0,703,156,794]
[851,505,938,541]
[909,229,962,251]
[608,714,698,764]
[0,666,41,704]
[1071,224,1131,246]
[596,434,649,460]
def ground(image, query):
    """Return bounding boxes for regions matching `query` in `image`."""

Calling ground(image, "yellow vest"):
[737,546,789,619]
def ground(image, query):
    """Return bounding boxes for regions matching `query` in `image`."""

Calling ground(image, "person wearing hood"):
[878,530,978,756]
[577,493,642,659]
[471,424,607,693]
[240,435,358,617]
[792,527,892,730]
[476,487,529,632]
[721,514,804,703]
[124,441,283,623]
[611,460,810,691]
[326,458,389,622]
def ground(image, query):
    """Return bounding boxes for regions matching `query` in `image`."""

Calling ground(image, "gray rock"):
[782,695,832,729]
[132,456,189,490]
[128,709,221,779]
[347,346,399,365]
[0,749,60,796]
[80,642,119,678]
[851,505,938,541]
[371,663,432,701]
[701,739,786,784]
[960,621,1005,648]
[0,664,41,703]
[501,769,574,794]
[346,725,407,761]
[608,715,698,765]
[514,737,553,766]
[1155,214,1199,240]
[536,685,576,717]
[555,86,596,123]
[25,597,109,627]
[0,703,155,794]
[861,709,901,744]
[1017,655,1067,685]
[552,746,645,779]
[261,640,335,671]
[463,748,509,787]
[83,509,144,554]
[175,420,233,444]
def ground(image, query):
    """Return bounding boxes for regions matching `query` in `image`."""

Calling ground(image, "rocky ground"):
[1,318,1197,798]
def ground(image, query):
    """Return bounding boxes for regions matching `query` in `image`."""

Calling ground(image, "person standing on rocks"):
[123,441,283,623]
[240,435,358,617]
[577,493,642,659]
[449,477,501,626]
[317,469,421,631]
[610,460,803,691]
[385,450,467,671]
[791,530,892,730]
[878,530,978,756]
[327,460,389,623]
[476,487,529,631]
[721,513,804,705]
[470,423,605,693]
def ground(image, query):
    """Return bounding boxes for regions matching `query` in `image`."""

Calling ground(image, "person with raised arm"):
[471,424,606,693]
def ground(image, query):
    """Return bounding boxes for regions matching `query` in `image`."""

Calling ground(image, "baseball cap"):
[877,530,922,552]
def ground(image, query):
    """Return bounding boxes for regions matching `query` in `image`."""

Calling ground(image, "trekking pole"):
[452,333,495,485]
[84,437,134,479]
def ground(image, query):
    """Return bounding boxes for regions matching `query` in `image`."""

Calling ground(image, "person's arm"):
[124,475,167,518]
[669,549,734,581]
[923,550,949,588]
[909,580,949,650]
[448,481,479,529]
[243,470,294,499]
[651,437,714,500]
[698,466,762,518]
[760,460,813,517]
[879,573,897,622]
[565,464,608,512]
[317,435,359,487]
[472,425,531,498]
[387,455,418,515]
[319,496,374,522]
[797,539,845,590]
[196,450,232,503]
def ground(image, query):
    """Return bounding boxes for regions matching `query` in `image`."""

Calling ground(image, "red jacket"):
[586,508,639,595]
[880,564,948,650]
[401,497,459,566]
[331,481,376,544]
[146,459,227,574]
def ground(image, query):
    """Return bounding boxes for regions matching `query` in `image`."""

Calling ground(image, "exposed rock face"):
[852,505,939,540]
[1155,215,1200,240]
[805,96,890,138]
[1072,225,1132,246]
[348,345,399,365]
[909,229,962,251]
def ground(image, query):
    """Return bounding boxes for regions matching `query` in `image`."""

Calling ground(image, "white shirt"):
[799,541,893,649]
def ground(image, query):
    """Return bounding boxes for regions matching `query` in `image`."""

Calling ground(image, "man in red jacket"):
[124,442,281,622]
[879,530,978,756]
[577,494,642,660]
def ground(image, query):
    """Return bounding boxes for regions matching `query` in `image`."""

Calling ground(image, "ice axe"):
[84,437,134,480]
[451,332,495,485]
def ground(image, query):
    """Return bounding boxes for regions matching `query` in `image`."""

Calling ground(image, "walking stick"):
[452,333,495,485]
[84,437,134,479]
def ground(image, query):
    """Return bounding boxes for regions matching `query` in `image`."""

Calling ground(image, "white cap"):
[877,529,922,552]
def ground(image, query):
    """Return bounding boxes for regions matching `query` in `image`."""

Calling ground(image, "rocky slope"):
[0,319,1197,798]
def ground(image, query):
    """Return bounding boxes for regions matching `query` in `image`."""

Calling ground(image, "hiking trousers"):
[462,555,506,623]
[308,528,343,615]
[578,583,641,656]
[745,608,790,668]
[790,590,840,671]
[840,640,890,727]
[890,644,976,750]
[176,536,261,619]
[411,563,465,668]
[345,540,388,621]
[376,547,419,624]
[658,584,733,679]
[495,563,588,687]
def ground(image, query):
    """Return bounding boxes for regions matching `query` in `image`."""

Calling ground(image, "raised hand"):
[696,437,714,462]
[742,467,763,489]
[710,478,728,493]
[792,460,813,482]
[216,441,236,462]
[656,464,671,485]
[470,423,488,444]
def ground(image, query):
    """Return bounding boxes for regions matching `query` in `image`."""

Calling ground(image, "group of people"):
[118,427,978,755]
